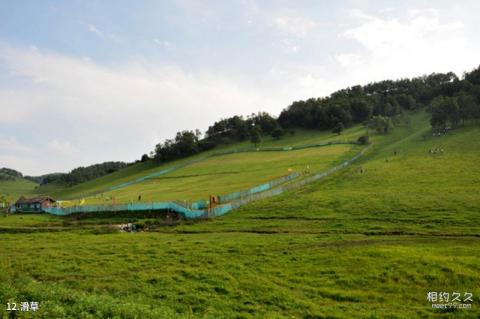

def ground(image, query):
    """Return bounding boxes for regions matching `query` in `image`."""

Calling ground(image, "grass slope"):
[33,127,365,204]
[1,111,479,318]
[81,144,360,205]
[0,177,38,198]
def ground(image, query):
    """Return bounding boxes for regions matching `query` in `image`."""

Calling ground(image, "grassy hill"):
[0,111,479,318]
[0,177,38,199]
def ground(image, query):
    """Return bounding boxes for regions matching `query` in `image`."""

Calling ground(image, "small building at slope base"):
[14,196,56,213]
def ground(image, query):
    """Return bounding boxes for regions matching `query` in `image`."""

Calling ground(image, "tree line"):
[146,66,480,165]
[48,162,128,186]
[0,168,23,181]
[149,112,285,163]
[21,162,128,186]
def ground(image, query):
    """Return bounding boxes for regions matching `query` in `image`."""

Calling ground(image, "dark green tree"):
[350,99,373,122]
[456,92,478,124]
[332,122,344,135]
[357,135,370,145]
[250,126,262,147]
[271,127,285,140]
[249,112,279,134]
[368,116,393,134]
[430,96,461,129]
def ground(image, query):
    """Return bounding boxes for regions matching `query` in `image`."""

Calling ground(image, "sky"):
[1,0,479,175]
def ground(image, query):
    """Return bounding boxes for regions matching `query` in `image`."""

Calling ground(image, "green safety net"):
[44,201,233,219]
[217,172,301,203]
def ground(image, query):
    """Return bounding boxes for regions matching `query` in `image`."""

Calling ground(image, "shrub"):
[357,135,370,145]
[271,127,285,140]
[332,122,344,135]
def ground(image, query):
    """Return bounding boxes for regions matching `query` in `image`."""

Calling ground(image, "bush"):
[332,122,344,135]
[271,127,285,140]
[367,115,393,134]
[357,135,369,145]
[0,173,15,181]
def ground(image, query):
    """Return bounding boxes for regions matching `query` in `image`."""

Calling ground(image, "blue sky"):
[1,0,479,175]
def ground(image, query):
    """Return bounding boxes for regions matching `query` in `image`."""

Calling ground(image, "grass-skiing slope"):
[32,127,366,205]
[0,111,479,318]
[81,144,360,205]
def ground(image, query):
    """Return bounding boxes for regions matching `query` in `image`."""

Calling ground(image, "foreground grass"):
[0,229,478,318]
[1,112,479,318]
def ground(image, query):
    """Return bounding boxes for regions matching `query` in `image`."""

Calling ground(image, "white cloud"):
[274,15,317,38]
[335,53,362,68]
[337,8,479,81]
[343,9,463,58]
[281,39,299,53]
[87,24,102,36]
[47,139,79,157]
[154,39,171,48]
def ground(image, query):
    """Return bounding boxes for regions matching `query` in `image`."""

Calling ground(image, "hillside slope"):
[0,177,38,198]
[33,126,366,204]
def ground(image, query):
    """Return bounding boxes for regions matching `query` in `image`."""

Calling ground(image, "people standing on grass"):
[429,147,444,154]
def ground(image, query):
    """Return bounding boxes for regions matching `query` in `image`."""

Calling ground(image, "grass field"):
[1,111,479,318]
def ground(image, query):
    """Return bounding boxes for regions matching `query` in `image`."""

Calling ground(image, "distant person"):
[138,195,142,201]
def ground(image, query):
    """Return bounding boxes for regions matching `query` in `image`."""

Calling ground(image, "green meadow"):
[1,111,479,318]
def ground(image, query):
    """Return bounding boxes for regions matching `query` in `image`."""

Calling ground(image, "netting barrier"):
[217,172,301,204]
[209,140,356,157]
[44,201,233,219]
[42,144,372,219]
[229,143,373,209]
